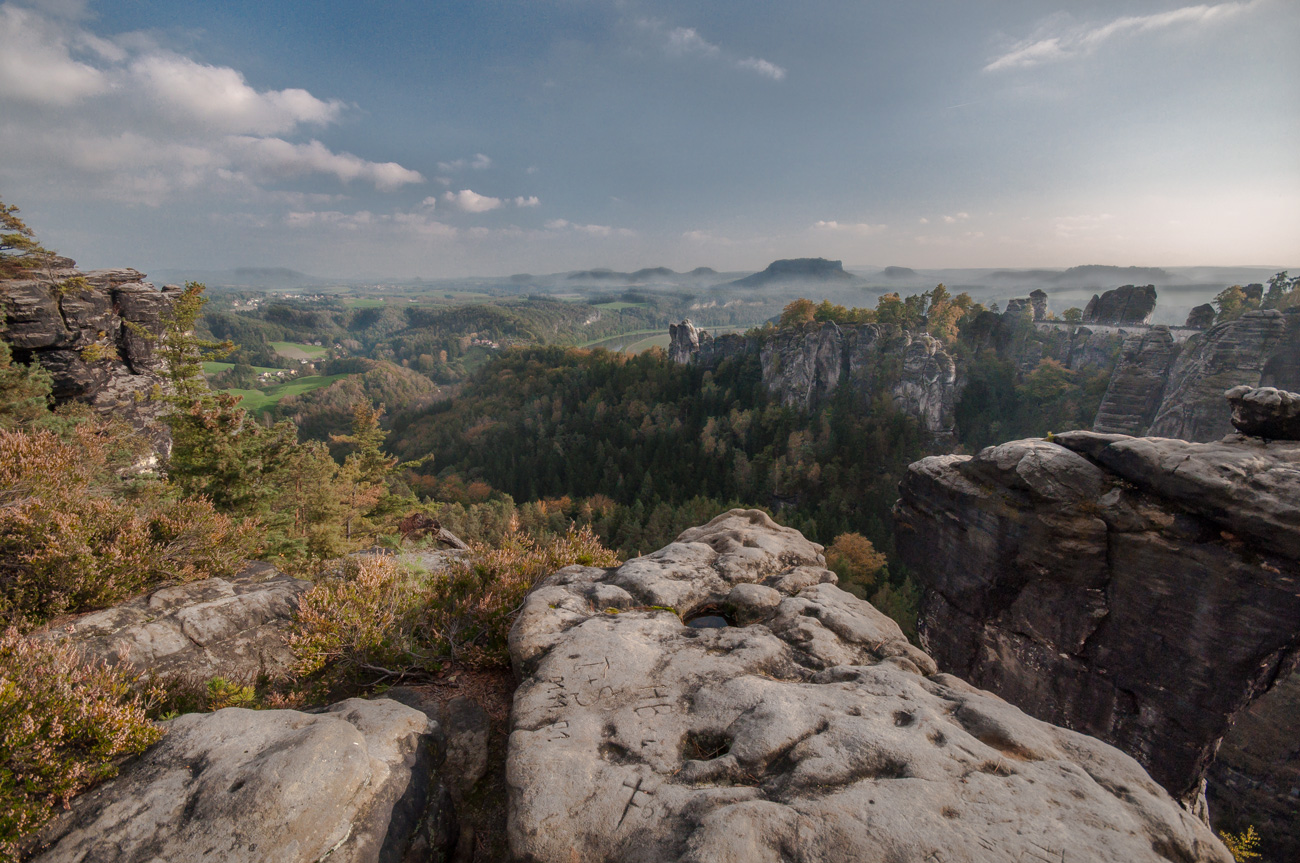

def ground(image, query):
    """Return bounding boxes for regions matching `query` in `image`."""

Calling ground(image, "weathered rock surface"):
[1083,284,1158,325]
[1227,384,1300,440]
[1092,327,1177,434]
[1148,310,1289,441]
[895,431,1300,807]
[507,509,1229,863]
[1207,669,1300,863]
[0,261,181,449]
[1028,288,1048,321]
[32,698,454,863]
[1185,303,1216,329]
[39,563,308,683]
[672,320,960,435]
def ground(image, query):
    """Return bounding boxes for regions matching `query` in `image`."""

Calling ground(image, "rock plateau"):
[506,509,1229,862]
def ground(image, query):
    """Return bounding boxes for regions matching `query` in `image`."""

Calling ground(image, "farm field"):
[221,373,349,412]
[202,361,282,375]
[270,340,329,360]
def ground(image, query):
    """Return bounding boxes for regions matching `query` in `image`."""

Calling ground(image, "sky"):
[0,0,1296,278]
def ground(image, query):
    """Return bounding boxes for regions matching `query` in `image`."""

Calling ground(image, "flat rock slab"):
[39,562,308,682]
[31,698,451,863]
[507,509,1228,863]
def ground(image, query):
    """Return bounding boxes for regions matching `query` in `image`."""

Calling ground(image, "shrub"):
[825,532,888,596]
[1219,826,1261,861]
[290,525,620,693]
[0,628,163,859]
[0,425,257,626]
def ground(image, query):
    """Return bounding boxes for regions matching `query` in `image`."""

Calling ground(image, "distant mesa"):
[731,257,853,288]
[565,266,683,284]
[688,266,718,277]
[880,266,918,279]
[629,266,676,281]
[987,265,1172,286]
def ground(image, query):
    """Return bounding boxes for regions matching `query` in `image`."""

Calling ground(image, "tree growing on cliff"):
[0,198,51,278]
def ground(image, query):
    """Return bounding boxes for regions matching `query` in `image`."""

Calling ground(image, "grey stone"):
[896,430,1300,811]
[31,698,452,863]
[0,264,177,452]
[1227,384,1300,440]
[1092,327,1177,435]
[1186,303,1216,329]
[39,563,309,683]
[507,510,1229,862]
[1148,310,1288,441]
[1083,285,1157,325]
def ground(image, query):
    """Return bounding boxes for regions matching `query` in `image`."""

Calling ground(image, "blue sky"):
[0,0,1296,277]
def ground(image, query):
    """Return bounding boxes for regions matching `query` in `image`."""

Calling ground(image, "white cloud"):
[437,153,492,172]
[129,53,342,134]
[229,137,424,190]
[986,1,1263,71]
[0,4,105,105]
[812,220,887,235]
[736,57,786,81]
[639,18,785,81]
[0,3,422,202]
[666,26,720,57]
[546,218,634,237]
[443,189,502,213]
[286,207,458,237]
[941,213,969,224]
[918,217,930,224]
[514,195,540,208]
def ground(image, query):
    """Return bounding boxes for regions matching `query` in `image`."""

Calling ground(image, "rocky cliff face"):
[0,260,179,449]
[894,416,1300,818]
[1091,327,1178,434]
[506,509,1229,862]
[671,319,960,437]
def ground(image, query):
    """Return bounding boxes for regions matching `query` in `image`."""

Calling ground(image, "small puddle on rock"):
[684,606,733,629]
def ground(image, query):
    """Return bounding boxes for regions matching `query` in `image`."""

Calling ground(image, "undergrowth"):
[290,525,619,695]
[0,628,163,861]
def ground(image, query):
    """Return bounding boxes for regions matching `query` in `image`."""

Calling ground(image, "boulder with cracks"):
[506,509,1229,863]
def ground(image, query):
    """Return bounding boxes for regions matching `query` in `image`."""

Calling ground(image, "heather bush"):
[0,628,163,860]
[0,425,257,626]
[290,525,619,692]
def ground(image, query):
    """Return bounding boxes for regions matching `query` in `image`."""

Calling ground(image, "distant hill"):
[688,267,718,277]
[986,265,1172,286]
[566,267,687,284]
[731,258,854,288]
[880,266,918,279]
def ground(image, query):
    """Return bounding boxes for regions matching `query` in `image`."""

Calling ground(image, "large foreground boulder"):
[39,563,309,683]
[506,510,1229,863]
[31,698,454,863]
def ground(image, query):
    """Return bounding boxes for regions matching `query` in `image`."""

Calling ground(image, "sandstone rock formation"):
[672,320,960,436]
[1028,288,1048,321]
[1147,309,1292,441]
[1207,670,1300,863]
[39,563,308,683]
[506,509,1230,863]
[1082,284,1157,325]
[895,430,1300,810]
[31,698,454,863]
[0,261,180,450]
[1185,303,1216,329]
[1091,327,1177,434]
[1227,384,1300,440]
